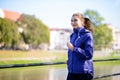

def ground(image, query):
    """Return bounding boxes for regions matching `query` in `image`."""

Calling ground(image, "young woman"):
[66,13,94,80]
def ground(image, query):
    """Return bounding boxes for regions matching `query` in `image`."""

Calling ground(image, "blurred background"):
[0,0,120,80]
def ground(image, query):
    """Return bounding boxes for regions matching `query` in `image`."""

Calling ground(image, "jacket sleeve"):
[73,34,94,60]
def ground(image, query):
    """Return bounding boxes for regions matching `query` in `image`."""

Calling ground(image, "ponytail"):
[84,18,94,33]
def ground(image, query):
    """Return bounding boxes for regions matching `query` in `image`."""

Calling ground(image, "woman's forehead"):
[71,16,79,19]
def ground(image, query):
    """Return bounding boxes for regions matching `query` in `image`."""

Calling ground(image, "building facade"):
[107,24,120,50]
[49,28,72,50]
[49,25,120,50]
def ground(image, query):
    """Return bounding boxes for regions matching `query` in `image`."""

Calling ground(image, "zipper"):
[71,33,80,72]
[71,51,73,72]
[74,33,80,46]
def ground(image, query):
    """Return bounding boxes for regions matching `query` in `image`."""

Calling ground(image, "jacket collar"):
[73,26,84,33]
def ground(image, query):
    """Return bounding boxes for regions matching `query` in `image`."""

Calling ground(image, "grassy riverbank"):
[0,50,120,65]
[0,50,67,65]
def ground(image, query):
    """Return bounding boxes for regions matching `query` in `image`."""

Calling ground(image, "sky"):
[0,0,120,29]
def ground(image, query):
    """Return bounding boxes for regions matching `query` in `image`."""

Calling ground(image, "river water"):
[0,63,120,80]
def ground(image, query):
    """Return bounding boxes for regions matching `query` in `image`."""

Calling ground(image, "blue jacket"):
[67,27,94,77]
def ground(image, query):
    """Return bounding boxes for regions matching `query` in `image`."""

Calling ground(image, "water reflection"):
[0,64,120,80]
[94,65,120,80]
[49,68,67,80]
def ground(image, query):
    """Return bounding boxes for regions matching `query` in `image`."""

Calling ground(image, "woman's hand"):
[67,42,74,51]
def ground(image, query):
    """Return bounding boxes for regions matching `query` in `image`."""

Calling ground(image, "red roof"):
[3,10,21,21]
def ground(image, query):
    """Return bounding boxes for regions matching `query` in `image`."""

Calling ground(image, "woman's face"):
[71,16,83,28]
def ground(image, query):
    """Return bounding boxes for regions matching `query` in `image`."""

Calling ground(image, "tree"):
[83,10,113,50]
[19,14,50,47]
[84,9,104,26]
[0,18,20,48]
[94,24,112,50]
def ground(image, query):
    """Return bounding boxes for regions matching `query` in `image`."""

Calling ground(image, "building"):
[0,9,26,50]
[49,24,120,51]
[0,9,22,34]
[112,29,120,50]
[0,9,4,18]
[49,28,72,50]
[107,24,120,50]
[0,8,21,21]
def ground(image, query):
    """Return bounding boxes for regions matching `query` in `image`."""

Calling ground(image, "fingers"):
[67,42,70,47]
[66,42,74,51]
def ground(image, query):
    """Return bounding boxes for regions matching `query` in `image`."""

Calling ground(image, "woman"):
[66,13,94,80]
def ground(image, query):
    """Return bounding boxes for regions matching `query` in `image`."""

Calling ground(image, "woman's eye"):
[71,19,78,22]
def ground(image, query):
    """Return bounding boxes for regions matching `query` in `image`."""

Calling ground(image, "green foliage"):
[84,9,104,26]
[0,18,20,47]
[0,13,50,49]
[19,14,50,46]
[83,10,113,50]
[94,24,112,49]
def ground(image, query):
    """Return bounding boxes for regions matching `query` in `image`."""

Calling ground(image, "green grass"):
[0,50,67,65]
[93,51,120,59]
[0,50,120,65]
[94,60,120,66]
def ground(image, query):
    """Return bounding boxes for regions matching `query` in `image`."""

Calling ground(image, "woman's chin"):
[73,26,78,28]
